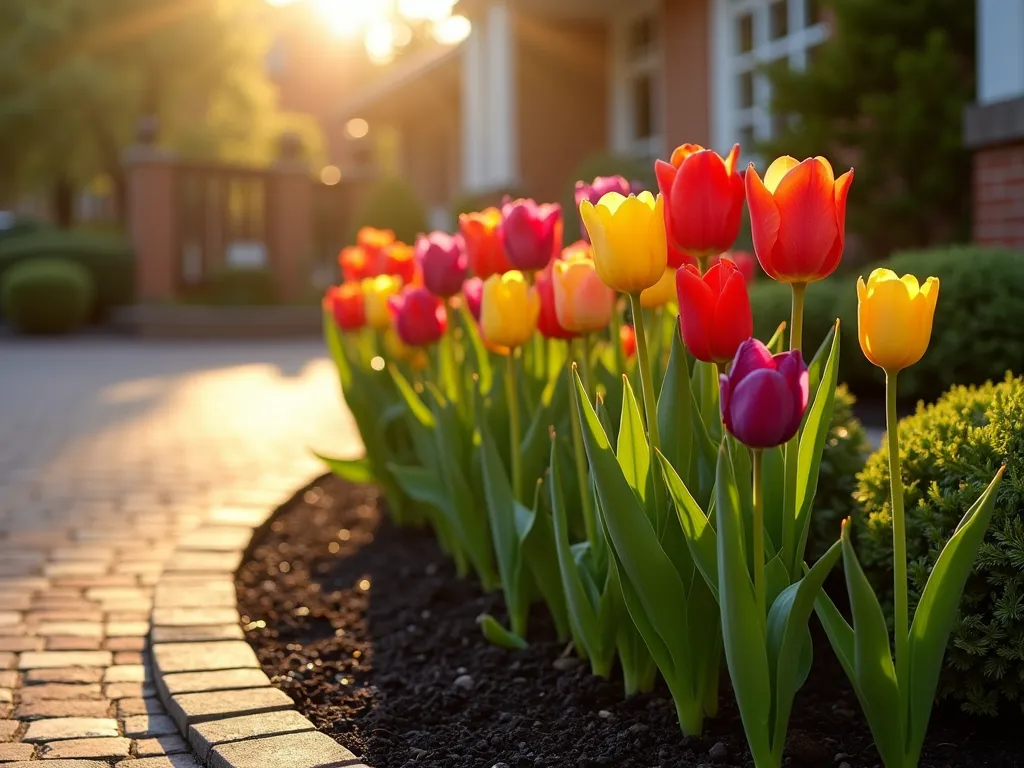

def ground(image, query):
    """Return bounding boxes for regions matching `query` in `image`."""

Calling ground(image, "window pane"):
[633,73,654,140]
[738,71,755,109]
[739,123,756,150]
[805,0,823,25]
[769,0,788,39]
[629,16,656,60]
[735,13,753,53]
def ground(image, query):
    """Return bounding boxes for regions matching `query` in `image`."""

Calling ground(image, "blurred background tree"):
[0,0,322,227]
[760,0,975,258]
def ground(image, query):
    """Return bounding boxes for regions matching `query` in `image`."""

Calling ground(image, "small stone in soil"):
[597,710,612,719]
[709,741,729,762]
[453,675,474,691]
[552,657,579,671]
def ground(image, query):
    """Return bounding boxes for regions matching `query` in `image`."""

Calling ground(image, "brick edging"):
[148,479,371,768]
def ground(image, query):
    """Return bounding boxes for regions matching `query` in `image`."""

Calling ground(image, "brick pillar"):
[124,124,179,303]
[965,97,1024,249]
[269,134,314,303]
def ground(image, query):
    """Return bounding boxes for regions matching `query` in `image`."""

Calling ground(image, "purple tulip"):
[416,231,467,298]
[719,339,808,449]
[499,198,563,271]
[574,176,632,242]
[462,276,483,320]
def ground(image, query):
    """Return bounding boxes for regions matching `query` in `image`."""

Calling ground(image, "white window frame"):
[610,0,664,161]
[711,0,828,155]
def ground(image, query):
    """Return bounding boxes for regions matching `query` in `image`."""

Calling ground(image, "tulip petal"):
[710,267,753,363]
[676,265,715,362]
[770,158,840,281]
[729,339,775,385]
[724,144,741,176]
[745,166,783,281]
[668,150,742,256]
[815,169,855,280]
[655,160,678,200]
[728,369,795,448]
[814,156,835,184]
[763,156,800,194]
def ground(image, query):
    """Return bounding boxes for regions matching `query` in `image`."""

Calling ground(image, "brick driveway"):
[0,337,361,765]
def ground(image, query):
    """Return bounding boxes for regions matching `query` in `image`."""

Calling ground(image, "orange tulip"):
[381,242,419,286]
[339,245,375,283]
[552,254,617,334]
[459,208,513,279]
[357,226,396,255]
[745,156,854,284]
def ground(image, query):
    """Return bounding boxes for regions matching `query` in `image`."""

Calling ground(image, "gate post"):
[269,133,314,302]
[124,117,179,302]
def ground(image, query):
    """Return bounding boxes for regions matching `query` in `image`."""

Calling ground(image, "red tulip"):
[416,231,467,298]
[339,245,375,283]
[459,208,513,279]
[620,324,637,360]
[387,286,447,347]
[745,156,854,284]
[536,264,578,340]
[323,283,365,331]
[709,251,757,282]
[675,257,753,364]
[381,242,419,286]
[656,144,745,261]
[462,277,483,321]
[499,198,563,271]
[720,340,808,448]
[668,244,698,270]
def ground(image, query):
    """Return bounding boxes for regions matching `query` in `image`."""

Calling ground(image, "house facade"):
[333,0,828,230]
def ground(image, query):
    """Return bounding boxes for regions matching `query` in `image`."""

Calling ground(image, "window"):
[611,4,663,160]
[715,0,829,153]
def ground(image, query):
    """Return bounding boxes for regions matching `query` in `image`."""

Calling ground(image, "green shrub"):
[350,177,428,244]
[1,258,95,335]
[854,375,1024,715]
[0,213,50,246]
[0,230,133,316]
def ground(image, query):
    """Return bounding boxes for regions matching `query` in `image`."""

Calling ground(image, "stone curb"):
[148,480,372,768]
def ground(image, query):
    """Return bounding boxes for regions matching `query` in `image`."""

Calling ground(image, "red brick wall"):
[661,0,711,148]
[973,144,1024,248]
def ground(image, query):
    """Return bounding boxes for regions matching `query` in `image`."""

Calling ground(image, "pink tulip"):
[574,176,632,242]
[416,231,467,298]
[462,277,483,320]
[720,339,808,448]
[387,286,447,347]
[499,198,563,271]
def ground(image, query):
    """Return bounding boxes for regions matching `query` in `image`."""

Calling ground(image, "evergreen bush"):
[1,258,95,334]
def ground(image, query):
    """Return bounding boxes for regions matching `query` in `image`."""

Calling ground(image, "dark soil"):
[236,475,1024,768]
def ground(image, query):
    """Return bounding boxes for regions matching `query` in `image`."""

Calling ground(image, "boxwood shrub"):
[350,177,428,244]
[853,375,1024,715]
[1,258,96,335]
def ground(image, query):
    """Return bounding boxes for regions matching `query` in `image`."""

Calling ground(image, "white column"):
[978,0,1024,104]
[709,0,733,152]
[460,22,487,192]
[485,0,518,188]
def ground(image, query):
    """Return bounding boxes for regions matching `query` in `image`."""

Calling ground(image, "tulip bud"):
[361,275,402,330]
[380,242,418,286]
[462,276,483,321]
[714,250,757,283]
[499,198,563,272]
[675,258,753,364]
[745,156,854,284]
[459,208,513,279]
[579,191,667,294]
[323,283,365,331]
[655,144,744,261]
[857,269,939,373]
[536,265,578,340]
[720,339,809,448]
[356,226,396,274]
[416,231,467,298]
[640,267,677,309]
[574,176,632,242]
[387,286,447,347]
[339,245,375,283]
[480,271,540,349]
[552,254,617,334]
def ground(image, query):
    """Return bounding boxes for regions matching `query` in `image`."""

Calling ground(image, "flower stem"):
[506,351,523,501]
[886,371,909,698]
[444,299,464,404]
[789,282,806,352]
[628,293,664,514]
[782,281,807,572]
[570,341,597,548]
[610,295,627,375]
[580,334,596,399]
[752,448,766,630]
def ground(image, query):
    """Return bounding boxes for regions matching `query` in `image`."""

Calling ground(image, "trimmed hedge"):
[350,177,428,244]
[854,376,1024,716]
[0,230,133,316]
[749,245,1024,400]
[1,258,96,335]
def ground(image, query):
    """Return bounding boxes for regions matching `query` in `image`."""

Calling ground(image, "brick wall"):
[973,144,1024,248]
[661,0,711,147]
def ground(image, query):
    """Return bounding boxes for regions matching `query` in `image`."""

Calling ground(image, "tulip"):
[552,254,617,334]
[655,144,744,262]
[745,156,854,284]
[720,339,808,449]
[620,324,637,359]
[380,242,418,286]
[499,198,563,272]
[357,226,396,256]
[574,176,632,242]
[416,232,467,298]
[462,277,483,321]
[640,267,677,309]
[459,208,513,279]
[857,269,939,373]
[383,327,429,370]
[339,245,376,283]
[387,286,447,347]
[579,191,667,294]
[562,240,593,261]
[536,265,578,340]
[480,271,540,349]
[361,275,402,330]
[675,258,753,364]
[708,251,756,283]
[323,283,365,331]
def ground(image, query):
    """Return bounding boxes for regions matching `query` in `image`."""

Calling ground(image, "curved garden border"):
[146,481,370,768]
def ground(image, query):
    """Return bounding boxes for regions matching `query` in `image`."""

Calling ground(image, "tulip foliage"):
[320,151,1001,767]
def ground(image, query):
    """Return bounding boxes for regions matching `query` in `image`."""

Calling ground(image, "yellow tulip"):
[552,255,616,333]
[639,267,677,309]
[361,275,402,331]
[480,271,540,349]
[579,191,668,294]
[857,268,939,373]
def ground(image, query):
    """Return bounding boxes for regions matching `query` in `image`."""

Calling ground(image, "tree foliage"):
[761,0,975,257]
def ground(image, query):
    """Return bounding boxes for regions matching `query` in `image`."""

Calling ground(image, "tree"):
[761,0,975,258]
[0,0,322,226]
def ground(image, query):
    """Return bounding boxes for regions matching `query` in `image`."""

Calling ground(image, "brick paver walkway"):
[0,338,361,766]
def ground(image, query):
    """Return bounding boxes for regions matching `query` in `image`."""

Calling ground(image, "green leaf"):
[764,554,789,609]
[657,322,693,476]
[387,463,448,510]
[792,321,840,574]
[761,447,786,552]
[314,452,374,484]
[477,614,529,650]
[767,538,841,755]
[521,366,569,489]
[390,367,436,429]
[805,324,837,399]
[460,305,493,395]
[840,522,904,767]
[765,321,787,355]
[715,442,773,764]
[657,450,718,601]
[617,375,650,510]
[322,309,353,390]
[693,360,722,446]
[905,467,1004,764]
[521,476,570,641]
